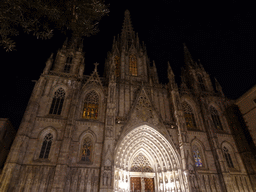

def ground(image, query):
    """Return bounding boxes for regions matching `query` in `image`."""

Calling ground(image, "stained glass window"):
[49,88,65,115]
[82,91,99,119]
[193,145,203,167]
[129,54,137,76]
[64,57,72,73]
[197,74,206,91]
[182,102,197,130]
[81,137,92,163]
[39,133,53,159]
[130,153,153,172]
[115,56,120,77]
[223,147,234,168]
[210,106,223,130]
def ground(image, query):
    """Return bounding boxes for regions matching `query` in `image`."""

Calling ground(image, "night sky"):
[0,0,255,130]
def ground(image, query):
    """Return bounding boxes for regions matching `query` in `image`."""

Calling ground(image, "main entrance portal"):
[114,125,188,191]
[130,177,154,192]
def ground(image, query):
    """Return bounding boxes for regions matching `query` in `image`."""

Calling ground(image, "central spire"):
[121,10,136,49]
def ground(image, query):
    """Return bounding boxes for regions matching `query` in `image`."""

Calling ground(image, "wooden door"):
[144,178,154,192]
[130,177,141,192]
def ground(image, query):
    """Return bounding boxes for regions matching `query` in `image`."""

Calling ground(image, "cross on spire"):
[94,62,99,71]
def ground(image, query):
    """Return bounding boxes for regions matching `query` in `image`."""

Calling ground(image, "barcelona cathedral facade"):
[1,10,256,192]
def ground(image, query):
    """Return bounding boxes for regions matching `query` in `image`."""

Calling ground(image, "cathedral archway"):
[114,125,188,192]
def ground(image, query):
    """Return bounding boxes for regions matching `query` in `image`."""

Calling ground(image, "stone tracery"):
[130,153,154,172]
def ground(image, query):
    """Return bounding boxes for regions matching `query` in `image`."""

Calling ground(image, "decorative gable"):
[135,90,153,122]
[82,63,103,90]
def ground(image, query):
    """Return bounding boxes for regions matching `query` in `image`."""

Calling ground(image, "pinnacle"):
[121,9,135,48]
[125,9,130,15]
[167,61,174,76]
[94,62,99,72]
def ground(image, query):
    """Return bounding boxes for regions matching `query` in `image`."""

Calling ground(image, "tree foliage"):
[0,0,109,51]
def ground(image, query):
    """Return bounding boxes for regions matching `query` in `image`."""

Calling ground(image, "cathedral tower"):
[104,10,151,83]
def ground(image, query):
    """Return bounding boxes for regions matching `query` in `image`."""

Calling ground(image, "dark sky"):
[0,0,255,130]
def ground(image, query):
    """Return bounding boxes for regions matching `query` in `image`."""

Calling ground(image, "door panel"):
[144,178,154,192]
[130,177,154,192]
[130,177,141,191]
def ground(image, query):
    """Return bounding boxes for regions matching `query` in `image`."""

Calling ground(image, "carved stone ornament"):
[136,94,153,122]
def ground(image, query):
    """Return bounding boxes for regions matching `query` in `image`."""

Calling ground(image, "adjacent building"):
[236,85,256,147]
[0,118,16,173]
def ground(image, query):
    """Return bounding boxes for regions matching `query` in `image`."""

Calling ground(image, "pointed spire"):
[153,60,156,68]
[112,36,116,51]
[183,43,195,68]
[167,61,177,90]
[167,61,174,77]
[136,32,140,49]
[215,77,224,96]
[43,53,54,75]
[121,9,135,49]
[198,59,205,71]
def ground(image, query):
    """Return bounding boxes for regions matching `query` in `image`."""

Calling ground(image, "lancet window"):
[223,146,234,168]
[192,145,203,167]
[197,74,206,91]
[115,56,120,77]
[39,133,53,159]
[80,137,93,163]
[130,153,153,172]
[129,54,137,76]
[82,91,99,119]
[64,57,72,73]
[49,88,65,115]
[210,106,223,130]
[182,102,197,130]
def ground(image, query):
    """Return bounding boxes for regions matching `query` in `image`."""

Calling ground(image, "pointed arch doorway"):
[114,125,188,192]
[129,152,155,192]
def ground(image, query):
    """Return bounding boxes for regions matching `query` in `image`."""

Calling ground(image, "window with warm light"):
[82,91,99,119]
[129,54,137,76]
[182,102,197,130]
[80,137,93,164]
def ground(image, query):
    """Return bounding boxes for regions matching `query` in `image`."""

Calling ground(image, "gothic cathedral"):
[0,10,255,192]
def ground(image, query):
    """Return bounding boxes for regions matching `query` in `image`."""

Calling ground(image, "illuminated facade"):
[1,10,256,192]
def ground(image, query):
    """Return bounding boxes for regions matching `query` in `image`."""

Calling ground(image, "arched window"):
[82,91,99,119]
[80,137,93,164]
[192,145,203,167]
[49,88,65,115]
[210,106,223,130]
[182,102,197,130]
[129,54,137,76]
[64,57,72,73]
[223,146,234,168]
[115,56,120,77]
[39,133,53,159]
[197,74,206,91]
